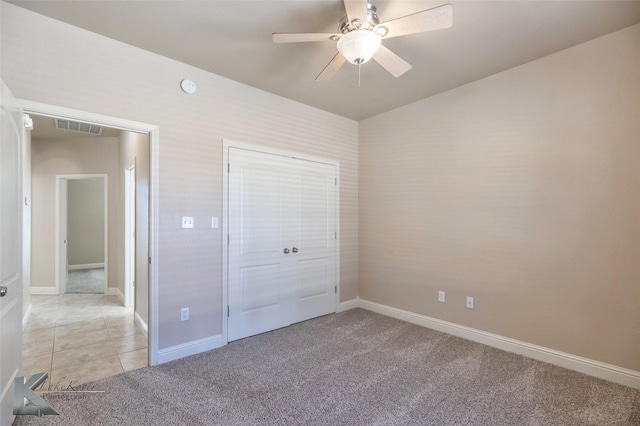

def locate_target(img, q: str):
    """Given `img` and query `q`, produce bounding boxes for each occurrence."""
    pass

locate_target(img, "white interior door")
[228,149,292,341]
[227,147,337,342]
[0,81,24,425]
[290,161,337,323]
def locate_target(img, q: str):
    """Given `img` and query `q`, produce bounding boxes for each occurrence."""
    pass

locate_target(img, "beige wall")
[0,3,358,350]
[67,178,104,267]
[359,24,640,371]
[11,1,635,374]
[118,130,150,326]
[30,137,119,289]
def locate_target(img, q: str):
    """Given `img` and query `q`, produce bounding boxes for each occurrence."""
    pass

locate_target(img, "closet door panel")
[291,161,337,323]
[228,149,292,341]
[228,147,337,341]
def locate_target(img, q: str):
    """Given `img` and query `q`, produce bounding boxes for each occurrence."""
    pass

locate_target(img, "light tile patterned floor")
[22,294,148,388]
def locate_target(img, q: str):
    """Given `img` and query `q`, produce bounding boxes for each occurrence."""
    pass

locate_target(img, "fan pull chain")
[358,61,361,87]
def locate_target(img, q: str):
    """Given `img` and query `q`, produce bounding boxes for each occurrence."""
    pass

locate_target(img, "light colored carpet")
[66,268,104,294]
[14,309,640,425]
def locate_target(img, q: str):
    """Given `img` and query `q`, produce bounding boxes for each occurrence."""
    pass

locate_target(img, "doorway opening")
[56,174,108,295]
[20,99,159,375]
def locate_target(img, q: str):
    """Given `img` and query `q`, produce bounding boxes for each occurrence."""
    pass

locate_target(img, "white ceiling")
[10,0,640,121]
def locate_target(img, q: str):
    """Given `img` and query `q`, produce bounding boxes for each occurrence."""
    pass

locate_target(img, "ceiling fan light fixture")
[337,29,381,65]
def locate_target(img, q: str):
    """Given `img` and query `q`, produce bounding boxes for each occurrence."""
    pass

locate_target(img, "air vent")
[55,119,103,135]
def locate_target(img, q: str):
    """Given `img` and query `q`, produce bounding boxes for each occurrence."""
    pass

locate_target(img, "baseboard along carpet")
[14,309,640,425]
[66,268,104,294]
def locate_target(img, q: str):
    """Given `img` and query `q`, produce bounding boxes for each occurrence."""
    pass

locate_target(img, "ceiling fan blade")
[343,0,369,24]
[273,33,339,43]
[372,45,412,78]
[316,53,347,82]
[378,3,452,39]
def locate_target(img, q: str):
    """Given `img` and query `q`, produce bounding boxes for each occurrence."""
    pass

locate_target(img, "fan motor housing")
[339,3,380,33]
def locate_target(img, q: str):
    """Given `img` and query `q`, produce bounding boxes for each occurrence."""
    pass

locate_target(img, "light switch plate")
[181,216,194,228]
[211,217,219,229]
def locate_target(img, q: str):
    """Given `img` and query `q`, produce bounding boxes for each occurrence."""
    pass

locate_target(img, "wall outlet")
[466,296,474,309]
[438,291,445,302]
[181,307,189,321]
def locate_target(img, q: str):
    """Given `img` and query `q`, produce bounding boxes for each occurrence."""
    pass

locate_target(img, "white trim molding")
[68,263,105,271]
[30,287,58,295]
[357,299,640,390]
[337,298,359,312]
[22,303,32,330]
[135,312,148,338]
[106,287,125,304]
[157,335,225,365]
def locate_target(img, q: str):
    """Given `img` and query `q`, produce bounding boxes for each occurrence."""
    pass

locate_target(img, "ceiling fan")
[272,0,453,82]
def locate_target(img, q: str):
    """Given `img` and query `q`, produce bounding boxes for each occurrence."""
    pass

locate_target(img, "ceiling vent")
[55,119,103,135]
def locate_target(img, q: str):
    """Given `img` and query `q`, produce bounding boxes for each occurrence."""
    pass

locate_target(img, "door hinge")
[227,305,230,317]
[228,163,230,173]
[335,285,337,294]
[148,256,151,265]
[335,232,337,240]
[227,234,230,245]
[335,177,337,186]
[24,114,34,130]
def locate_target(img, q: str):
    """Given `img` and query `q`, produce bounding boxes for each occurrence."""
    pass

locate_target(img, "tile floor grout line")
[22,294,149,385]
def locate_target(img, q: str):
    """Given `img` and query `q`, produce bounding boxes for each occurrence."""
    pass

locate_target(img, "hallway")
[22,294,148,388]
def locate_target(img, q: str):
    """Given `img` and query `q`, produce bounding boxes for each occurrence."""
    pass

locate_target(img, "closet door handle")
[292,247,298,253]
[283,248,290,254]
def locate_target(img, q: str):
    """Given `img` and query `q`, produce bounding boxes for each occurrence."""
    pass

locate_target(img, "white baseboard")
[157,300,358,365]
[157,334,224,365]
[337,298,359,312]
[68,263,104,271]
[106,287,125,304]
[30,286,58,295]
[134,312,148,338]
[358,299,640,390]
[22,303,32,331]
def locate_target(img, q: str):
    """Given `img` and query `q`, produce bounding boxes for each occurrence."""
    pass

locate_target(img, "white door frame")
[20,100,160,366]
[222,139,340,345]
[124,161,136,308]
[55,174,108,294]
